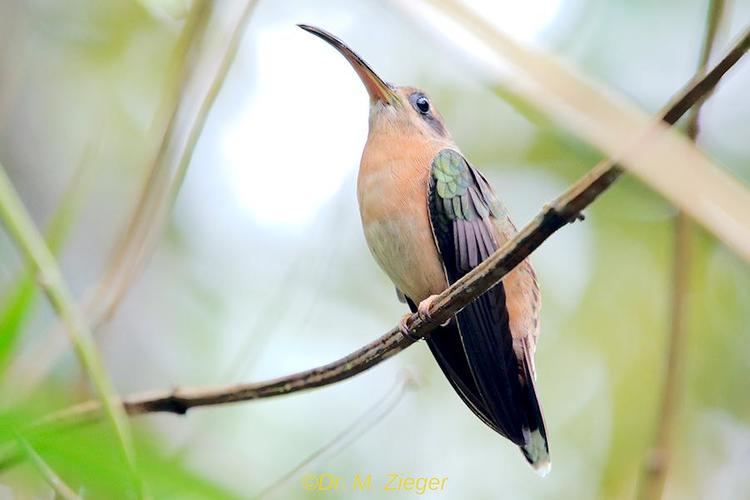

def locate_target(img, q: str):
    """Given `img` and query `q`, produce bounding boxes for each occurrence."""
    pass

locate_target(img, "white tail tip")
[522,428,551,477]
[532,457,551,477]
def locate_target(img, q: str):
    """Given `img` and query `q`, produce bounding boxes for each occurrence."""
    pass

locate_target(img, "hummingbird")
[299,25,549,475]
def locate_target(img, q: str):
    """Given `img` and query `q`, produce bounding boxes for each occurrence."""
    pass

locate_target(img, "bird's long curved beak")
[298,24,399,105]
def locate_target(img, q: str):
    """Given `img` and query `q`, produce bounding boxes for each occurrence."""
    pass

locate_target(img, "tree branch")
[3,22,749,472]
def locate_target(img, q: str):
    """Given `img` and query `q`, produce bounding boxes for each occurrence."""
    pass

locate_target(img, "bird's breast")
[357,134,450,302]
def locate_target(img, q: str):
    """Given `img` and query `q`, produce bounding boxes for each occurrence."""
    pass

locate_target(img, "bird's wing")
[426,148,548,467]
[405,298,503,435]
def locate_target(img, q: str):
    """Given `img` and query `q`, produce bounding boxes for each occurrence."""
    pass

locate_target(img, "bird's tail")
[519,346,550,476]
[521,427,551,476]
[417,288,552,476]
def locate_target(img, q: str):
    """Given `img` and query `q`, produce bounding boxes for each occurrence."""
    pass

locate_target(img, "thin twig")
[15,435,81,500]
[0,33,743,470]
[637,2,725,499]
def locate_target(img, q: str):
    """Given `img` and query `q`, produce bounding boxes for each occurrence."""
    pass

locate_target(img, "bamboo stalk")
[637,1,726,498]
[0,162,139,489]
[397,0,750,262]
[16,435,81,500]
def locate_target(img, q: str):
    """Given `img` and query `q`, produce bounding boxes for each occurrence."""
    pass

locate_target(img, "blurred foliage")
[0,0,748,498]
[0,396,238,498]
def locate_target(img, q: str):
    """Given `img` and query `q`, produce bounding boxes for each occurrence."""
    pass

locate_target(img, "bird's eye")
[415,96,430,114]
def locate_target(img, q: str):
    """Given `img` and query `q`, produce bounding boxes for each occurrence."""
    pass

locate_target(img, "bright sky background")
[220,0,564,228]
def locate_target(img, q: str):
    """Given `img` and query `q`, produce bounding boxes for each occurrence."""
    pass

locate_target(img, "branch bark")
[3,21,749,472]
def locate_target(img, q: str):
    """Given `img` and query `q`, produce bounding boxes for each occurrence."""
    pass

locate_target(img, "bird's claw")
[398,313,420,341]
[417,295,437,321]
[417,295,450,327]
[399,295,448,341]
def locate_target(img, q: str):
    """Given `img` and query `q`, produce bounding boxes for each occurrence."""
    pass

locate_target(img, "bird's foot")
[417,295,450,327]
[398,313,420,342]
[399,295,449,342]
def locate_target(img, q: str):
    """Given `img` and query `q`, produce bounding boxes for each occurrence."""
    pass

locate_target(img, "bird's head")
[298,24,451,142]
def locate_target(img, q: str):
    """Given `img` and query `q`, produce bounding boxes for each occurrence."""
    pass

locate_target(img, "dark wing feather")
[405,298,502,435]
[427,149,548,461]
